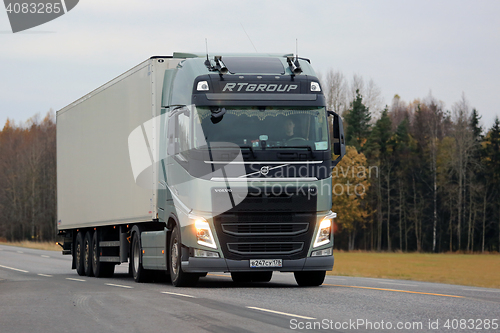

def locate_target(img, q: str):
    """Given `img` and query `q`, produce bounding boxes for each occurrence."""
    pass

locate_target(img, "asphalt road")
[1,244,499,333]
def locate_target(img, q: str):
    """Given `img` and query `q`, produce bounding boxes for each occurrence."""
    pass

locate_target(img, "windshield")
[193,106,329,151]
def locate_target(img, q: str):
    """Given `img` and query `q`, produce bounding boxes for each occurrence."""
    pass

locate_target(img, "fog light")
[311,247,333,257]
[194,249,220,258]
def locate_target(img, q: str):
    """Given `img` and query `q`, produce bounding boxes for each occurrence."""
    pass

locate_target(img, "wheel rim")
[76,243,81,265]
[171,237,179,276]
[133,239,139,274]
[93,239,97,269]
[84,239,89,269]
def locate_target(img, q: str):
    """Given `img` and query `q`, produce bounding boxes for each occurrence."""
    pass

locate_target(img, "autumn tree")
[332,146,371,250]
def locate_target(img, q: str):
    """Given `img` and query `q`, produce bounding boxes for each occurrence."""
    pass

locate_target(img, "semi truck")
[56,52,345,287]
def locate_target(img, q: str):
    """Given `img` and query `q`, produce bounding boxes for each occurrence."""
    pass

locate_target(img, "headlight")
[313,212,335,248]
[192,216,217,249]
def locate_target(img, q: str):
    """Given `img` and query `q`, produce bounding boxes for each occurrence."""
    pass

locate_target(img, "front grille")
[227,242,303,255]
[212,186,318,260]
[214,212,315,260]
[222,223,309,236]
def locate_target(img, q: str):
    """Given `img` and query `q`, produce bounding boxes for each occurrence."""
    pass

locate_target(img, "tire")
[92,230,114,278]
[131,232,149,283]
[294,271,326,286]
[75,232,85,276]
[169,226,199,287]
[83,231,94,277]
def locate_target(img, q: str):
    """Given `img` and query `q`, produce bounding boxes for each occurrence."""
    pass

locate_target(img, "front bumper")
[181,255,333,273]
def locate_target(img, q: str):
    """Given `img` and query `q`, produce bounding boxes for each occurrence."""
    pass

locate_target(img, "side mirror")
[327,111,346,165]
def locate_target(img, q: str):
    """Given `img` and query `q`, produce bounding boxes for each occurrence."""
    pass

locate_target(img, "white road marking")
[378,281,418,287]
[0,264,29,273]
[246,306,316,320]
[463,288,500,293]
[105,283,133,289]
[66,278,86,282]
[327,277,346,280]
[161,291,197,298]
[16,251,24,254]
[37,274,53,277]
[41,255,50,258]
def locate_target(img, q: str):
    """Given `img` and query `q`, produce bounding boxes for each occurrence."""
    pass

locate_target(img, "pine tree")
[366,108,394,250]
[486,118,500,250]
[344,89,371,151]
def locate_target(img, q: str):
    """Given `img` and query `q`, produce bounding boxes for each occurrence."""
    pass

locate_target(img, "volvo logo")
[260,166,270,176]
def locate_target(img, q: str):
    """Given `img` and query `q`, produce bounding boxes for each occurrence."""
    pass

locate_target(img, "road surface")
[1,244,499,332]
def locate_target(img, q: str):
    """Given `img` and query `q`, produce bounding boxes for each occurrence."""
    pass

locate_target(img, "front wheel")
[131,232,149,282]
[294,271,326,286]
[169,226,199,287]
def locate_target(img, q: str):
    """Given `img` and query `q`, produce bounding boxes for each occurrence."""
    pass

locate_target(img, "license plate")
[250,259,282,268]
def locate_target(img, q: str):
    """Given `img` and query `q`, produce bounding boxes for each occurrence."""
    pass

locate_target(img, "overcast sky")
[1,0,499,130]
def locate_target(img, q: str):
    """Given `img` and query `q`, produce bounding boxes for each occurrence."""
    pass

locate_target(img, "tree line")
[1,73,499,253]
[324,70,500,252]
[0,112,56,241]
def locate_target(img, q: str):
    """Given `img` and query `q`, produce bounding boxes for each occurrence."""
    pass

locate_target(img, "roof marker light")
[310,82,321,92]
[197,81,209,91]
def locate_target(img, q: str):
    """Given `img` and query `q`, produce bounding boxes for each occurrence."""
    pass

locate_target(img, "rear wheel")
[169,226,199,287]
[75,232,85,276]
[83,231,94,277]
[294,271,326,286]
[92,230,114,278]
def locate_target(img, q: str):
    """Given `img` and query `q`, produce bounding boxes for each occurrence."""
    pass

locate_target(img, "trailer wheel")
[83,231,94,277]
[75,232,85,276]
[294,271,326,286]
[92,231,114,278]
[169,226,199,287]
[131,232,149,282]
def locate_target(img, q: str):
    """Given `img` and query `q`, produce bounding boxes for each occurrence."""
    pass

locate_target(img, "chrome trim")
[242,164,289,178]
[204,161,323,164]
[210,177,318,182]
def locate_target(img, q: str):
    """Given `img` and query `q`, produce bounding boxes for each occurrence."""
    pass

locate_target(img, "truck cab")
[154,53,345,286]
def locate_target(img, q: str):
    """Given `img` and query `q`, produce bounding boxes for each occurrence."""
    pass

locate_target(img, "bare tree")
[321,69,348,115]
[451,94,475,250]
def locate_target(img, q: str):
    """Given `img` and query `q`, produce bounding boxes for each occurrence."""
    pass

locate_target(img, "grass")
[0,240,61,251]
[329,251,500,289]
